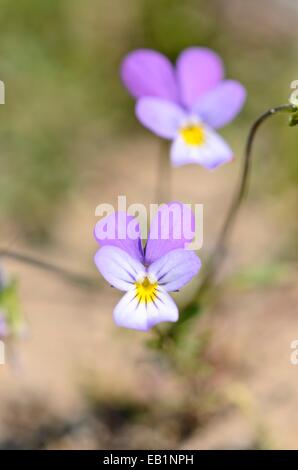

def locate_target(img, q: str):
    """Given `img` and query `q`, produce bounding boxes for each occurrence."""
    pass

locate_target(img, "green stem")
[156,103,295,346]
[0,248,96,287]
[196,104,295,296]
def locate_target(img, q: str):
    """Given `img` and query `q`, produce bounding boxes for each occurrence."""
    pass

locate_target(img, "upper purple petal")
[194,80,246,129]
[121,49,179,102]
[94,212,143,262]
[136,97,186,139]
[176,47,224,109]
[145,202,196,264]
[94,246,145,291]
[148,248,201,292]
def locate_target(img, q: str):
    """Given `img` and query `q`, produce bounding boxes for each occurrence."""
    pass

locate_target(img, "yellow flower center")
[135,277,158,304]
[180,124,205,146]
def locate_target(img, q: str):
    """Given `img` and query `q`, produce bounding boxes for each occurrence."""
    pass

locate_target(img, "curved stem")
[194,104,295,297]
[155,103,296,347]
[0,248,96,287]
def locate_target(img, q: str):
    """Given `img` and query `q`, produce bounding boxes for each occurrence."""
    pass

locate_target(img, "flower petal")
[194,80,246,128]
[113,286,178,331]
[170,136,198,167]
[94,246,145,291]
[136,97,186,139]
[0,314,8,337]
[121,49,178,102]
[94,212,143,262]
[170,129,233,169]
[113,288,149,331]
[145,202,196,264]
[148,248,201,292]
[146,287,179,328]
[176,47,224,109]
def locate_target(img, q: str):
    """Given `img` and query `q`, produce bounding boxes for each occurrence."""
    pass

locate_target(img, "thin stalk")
[0,248,96,288]
[155,104,296,346]
[194,104,296,298]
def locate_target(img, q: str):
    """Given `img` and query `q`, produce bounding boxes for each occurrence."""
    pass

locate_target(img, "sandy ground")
[0,137,297,449]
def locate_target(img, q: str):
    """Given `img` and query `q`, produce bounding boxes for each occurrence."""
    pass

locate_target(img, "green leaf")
[289,111,298,127]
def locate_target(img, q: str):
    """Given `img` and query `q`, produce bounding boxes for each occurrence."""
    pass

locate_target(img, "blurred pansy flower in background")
[0,312,9,338]
[121,47,246,169]
[94,202,201,331]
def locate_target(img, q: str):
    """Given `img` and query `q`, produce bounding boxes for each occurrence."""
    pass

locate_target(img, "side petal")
[113,286,178,331]
[145,202,196,264]
[94,246,145,291]
[136,97,186,139]
[94,212,143,262]
[171,130,233,170]
[148,248,201,292]
[176,47,224,109]
[120,49,178,102]
[194,80,246,128]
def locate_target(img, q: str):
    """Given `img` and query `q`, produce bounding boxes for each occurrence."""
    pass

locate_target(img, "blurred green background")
[0,0,297,240]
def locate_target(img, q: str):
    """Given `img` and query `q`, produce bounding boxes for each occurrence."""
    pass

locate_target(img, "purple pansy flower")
[0,313,8,338]
[121,47,246,169]
[94,202,201,331]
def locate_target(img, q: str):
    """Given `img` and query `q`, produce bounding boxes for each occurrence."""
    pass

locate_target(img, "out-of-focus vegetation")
[0,0,297,240]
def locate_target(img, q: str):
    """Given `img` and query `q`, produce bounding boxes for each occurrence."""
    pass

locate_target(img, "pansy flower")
[121,47,246,169]
[94,202,201,331]
[0,312,8,338]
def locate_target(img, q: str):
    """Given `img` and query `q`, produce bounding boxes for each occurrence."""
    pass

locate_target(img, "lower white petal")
[196,128,233,169]
[170,137,194,167]
[146,286,178,329]
[113,286,178,331]
[170,128,233,169]
[113,288,149,331]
